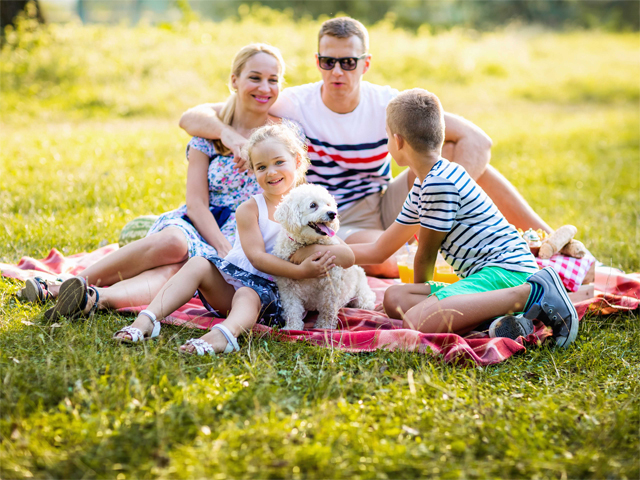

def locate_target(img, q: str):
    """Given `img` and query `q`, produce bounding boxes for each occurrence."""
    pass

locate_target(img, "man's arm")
[179,103,224,137]
[413,227,448,283]
[442,112,493,180]
[179,102,248,161]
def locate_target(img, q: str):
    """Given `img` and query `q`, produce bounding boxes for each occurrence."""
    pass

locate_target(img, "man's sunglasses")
[317,54,368,71]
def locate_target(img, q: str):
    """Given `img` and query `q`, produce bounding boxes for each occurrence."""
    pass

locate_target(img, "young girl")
[111,124,355,354]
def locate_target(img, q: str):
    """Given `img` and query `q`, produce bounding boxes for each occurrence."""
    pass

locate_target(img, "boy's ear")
[393,133,405,150]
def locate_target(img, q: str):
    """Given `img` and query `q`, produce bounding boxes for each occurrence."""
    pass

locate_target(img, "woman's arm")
[350,223,418,265]
[413,227,448,283]
[236,201,336,280]
[185,148,233,258]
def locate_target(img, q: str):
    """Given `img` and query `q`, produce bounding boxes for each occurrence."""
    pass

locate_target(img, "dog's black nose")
[327,211,337,220]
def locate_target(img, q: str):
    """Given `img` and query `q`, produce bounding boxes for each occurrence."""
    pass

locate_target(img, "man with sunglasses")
[180,17,552,277]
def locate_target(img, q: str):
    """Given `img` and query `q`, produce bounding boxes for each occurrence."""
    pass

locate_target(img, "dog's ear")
[274,199,291,228]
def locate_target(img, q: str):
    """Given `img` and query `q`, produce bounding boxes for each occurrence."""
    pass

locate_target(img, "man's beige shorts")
[337,169,412,241]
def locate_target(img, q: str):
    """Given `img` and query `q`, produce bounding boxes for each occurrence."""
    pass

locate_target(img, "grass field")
[1,11,639,479]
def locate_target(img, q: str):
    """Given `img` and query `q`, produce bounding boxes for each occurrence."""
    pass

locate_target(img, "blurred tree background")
[28,0,640,31]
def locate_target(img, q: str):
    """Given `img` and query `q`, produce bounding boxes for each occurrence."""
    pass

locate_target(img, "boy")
[350,89,578,347]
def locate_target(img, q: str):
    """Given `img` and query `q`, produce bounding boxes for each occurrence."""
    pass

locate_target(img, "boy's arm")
[179,102,248,161]
[288,238,355,268]
[413,227,448,283]
[351,223,419,265]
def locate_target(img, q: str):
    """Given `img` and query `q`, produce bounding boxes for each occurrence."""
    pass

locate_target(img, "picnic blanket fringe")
[2,244,638,366]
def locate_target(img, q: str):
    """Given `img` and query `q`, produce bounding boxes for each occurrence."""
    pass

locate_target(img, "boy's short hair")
[318,17,369,53]
[387,88,445,153]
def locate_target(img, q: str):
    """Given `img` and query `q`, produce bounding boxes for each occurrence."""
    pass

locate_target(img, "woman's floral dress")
[146,137,262,258]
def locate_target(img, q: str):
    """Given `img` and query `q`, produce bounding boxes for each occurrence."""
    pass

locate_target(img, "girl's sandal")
[113,310,161,343]
[181,324,240,356]
[43,277,99,321]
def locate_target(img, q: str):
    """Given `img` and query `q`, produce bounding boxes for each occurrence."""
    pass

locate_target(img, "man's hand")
[297,251,336,278]
[220,127,250,171]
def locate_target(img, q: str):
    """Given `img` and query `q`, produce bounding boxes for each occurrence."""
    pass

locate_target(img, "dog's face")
[275,184,340,244]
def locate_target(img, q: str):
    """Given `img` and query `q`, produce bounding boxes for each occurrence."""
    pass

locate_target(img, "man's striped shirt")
[269,81,398,211]
[396,159,539,278]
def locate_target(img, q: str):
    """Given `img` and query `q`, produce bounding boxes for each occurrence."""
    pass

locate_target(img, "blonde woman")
[33,44,294,318]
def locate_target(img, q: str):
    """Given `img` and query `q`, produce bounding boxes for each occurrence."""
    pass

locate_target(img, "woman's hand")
[297,251,336,279]
[220,127,249,171]
[212,237,233,258]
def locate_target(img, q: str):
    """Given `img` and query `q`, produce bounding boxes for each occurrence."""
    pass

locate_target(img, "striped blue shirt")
[269,81,399,210]
[396,159,539,278]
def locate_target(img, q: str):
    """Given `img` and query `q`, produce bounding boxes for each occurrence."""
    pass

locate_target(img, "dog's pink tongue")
[318,224,335,237]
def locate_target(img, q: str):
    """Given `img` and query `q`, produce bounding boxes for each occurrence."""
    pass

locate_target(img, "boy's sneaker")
[489,314,534,340]
[524,267,579,348]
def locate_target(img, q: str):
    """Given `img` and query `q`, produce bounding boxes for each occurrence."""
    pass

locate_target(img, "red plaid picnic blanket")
[2,245,638,366]
[536,252,596,292]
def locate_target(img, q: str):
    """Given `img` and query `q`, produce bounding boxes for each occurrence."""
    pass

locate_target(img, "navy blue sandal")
[23,277,55,303]
[44,277,99,320]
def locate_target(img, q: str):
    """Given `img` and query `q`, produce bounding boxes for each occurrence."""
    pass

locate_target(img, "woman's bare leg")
[180,287,262,354]
[113,256,234,340]
[91,263,184,310]
[76,227,188,288]
[402,283,532,334]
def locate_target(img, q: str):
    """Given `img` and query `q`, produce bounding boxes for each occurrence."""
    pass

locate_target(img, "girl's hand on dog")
[297,251,335,278]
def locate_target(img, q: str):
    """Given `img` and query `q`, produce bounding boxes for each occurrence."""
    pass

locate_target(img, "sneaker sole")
[489,316,523,340]
[546,268,579,348]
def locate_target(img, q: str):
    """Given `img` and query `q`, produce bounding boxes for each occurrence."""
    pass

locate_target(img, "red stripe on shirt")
[307,144,388,164]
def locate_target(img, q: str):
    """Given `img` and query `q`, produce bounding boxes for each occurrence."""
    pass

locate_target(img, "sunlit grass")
[1,14,639,479]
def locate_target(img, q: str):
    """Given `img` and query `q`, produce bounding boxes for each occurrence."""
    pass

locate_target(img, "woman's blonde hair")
[214,43,286,156]
[242,123,310,187]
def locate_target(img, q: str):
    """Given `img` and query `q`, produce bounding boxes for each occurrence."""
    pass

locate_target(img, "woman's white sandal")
[113,309,161,343]
[182,324,240,356]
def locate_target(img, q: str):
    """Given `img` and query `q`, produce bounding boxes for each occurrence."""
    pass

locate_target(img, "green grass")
[1,13,639,479]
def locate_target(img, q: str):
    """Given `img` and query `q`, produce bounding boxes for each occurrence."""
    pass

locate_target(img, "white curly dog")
[273,184,376,330]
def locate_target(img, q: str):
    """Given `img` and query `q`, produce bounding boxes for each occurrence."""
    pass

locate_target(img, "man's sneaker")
[488,314,534,340]
[525,267,579,348]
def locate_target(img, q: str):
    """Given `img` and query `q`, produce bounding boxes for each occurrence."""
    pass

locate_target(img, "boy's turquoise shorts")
[427,267,530,301]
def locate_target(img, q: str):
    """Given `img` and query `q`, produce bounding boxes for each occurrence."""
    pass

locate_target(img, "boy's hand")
[297,251,335,278]
[290,245,318,265]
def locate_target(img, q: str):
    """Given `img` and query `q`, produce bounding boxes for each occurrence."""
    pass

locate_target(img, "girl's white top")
[224,194,281,281]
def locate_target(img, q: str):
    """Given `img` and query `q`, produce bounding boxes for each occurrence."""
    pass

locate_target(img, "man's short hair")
[387,89,445,153]
[318,17,369,53]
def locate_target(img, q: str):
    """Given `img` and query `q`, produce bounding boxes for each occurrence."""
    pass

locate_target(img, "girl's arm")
[288,237,355,268]
[350,223,419,265]
[413,227,448,283]
[185,148,233,258]
[237,201,336,280]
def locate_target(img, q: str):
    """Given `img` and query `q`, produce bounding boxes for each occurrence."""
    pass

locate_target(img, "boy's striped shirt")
[269,81,398,210]
[396,159,539,278]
